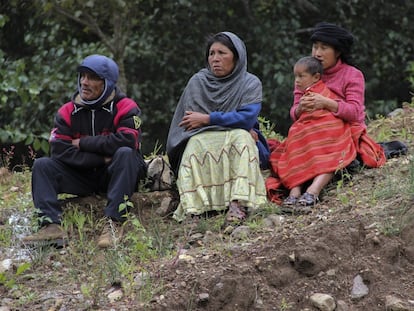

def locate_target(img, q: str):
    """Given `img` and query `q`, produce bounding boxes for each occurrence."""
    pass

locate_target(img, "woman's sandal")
[224,200,247,225]
[282,196,298,206]
[297,192,319,206]
[279,196,298,214]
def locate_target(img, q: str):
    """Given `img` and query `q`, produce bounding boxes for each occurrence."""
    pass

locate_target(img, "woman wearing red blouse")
[266,22,384,211]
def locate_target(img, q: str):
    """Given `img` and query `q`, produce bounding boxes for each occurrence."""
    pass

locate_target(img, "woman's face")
[311,41,341,70]
[208,42,236,77]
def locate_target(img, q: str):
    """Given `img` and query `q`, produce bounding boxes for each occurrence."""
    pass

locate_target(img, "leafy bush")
[1,0,413,157]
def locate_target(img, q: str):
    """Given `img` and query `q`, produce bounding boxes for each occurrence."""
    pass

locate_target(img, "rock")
[178,254,195,264]
[198,292,209,302]
[350,274,369,299]
[47,298,63,311]
[0,259,12,273]
[264,214,284,227]
[230,225,250,239]
[385,295,413,311]
[156,195,179,216]
[309,293,336,311]
[107,288,123,303]
[223,225,234,234]
[336,300,350,311]
[134,271,150,289]
[202,230,216,245]
[262,218,274,228]
[388,108,404,118]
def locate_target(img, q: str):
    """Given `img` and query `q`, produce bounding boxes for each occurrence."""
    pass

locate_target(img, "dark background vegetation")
[1,0,413,158]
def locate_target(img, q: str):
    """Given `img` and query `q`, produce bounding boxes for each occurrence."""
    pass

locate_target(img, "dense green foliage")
[1,0,413,156]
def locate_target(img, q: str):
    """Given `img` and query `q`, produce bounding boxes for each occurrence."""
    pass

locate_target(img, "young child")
[294,56,323,92]
[293,56,338,115]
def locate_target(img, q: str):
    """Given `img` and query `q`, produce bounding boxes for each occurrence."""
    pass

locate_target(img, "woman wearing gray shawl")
[167,31,268,224]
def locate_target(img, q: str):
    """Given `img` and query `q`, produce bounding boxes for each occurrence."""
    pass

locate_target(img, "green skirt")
[173,129,267,222]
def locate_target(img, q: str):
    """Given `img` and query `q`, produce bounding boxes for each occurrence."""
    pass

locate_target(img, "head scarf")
[310,22,354,63]
[76,54,119,108]
[166,31,262,169]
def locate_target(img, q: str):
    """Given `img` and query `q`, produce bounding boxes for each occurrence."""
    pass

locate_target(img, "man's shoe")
[97,220,124,248]
[22,224,68,246]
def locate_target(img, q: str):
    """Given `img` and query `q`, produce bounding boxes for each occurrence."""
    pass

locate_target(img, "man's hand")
[72,138,80,148]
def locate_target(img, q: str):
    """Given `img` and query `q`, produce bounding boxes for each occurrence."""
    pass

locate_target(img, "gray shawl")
[166,31,262,169]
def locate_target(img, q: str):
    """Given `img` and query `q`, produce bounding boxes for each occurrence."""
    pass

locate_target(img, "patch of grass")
[371,156,414,236]
[409,155,414,195]
[245,217,263,230]
[0,225,13,248]
[372,167,408,201]
[0,170,32,212]
[250,202,281,218]
[380,216,403,237]
[279,297,293,310]
[16,289,38,306]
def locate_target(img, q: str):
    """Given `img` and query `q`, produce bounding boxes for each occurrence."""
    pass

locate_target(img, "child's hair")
[295,56,323,76]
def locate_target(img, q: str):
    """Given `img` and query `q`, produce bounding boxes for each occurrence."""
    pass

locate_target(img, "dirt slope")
[0,106,413,311]
[139,107,414,311]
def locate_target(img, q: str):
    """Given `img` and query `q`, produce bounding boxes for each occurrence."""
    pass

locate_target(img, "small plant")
[119,195,135,216]
[258,115,284,141]
[146,215,175,258]
[27,145,37,161]
[123,216,155,261]
[279,297,292,310]
[62,205,93,245]
[336,181,354,206]
[144,140,163,160]
[0,262,31,290]
[102,248,133,287]
[334,165,355,205]
[1,145,15,169]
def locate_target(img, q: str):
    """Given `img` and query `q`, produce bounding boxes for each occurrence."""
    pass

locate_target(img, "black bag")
[378,140,408,159]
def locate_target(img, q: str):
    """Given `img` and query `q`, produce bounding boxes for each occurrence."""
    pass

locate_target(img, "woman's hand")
[179,111,210,131]
[249,129,258,142]
[299,92,338,113]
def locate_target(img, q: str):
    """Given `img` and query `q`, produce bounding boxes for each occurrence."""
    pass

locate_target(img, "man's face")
[79,71,105,100]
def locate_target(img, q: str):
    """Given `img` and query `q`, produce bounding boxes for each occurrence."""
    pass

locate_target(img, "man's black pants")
[31,147,146,225]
